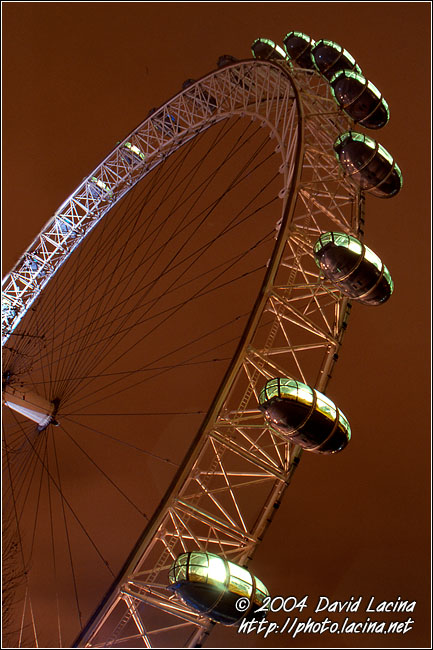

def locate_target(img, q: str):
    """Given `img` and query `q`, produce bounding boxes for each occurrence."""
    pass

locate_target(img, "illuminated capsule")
[168,552,269,625]
[311,39,361,80]
[122,141,146,165]
[89,176,112,200]
[259,378,351,454]
[283,31,316,69]
[330,70,389,129]
[251,37,287,61]
[314,232,394,305]
[334,131,403,198]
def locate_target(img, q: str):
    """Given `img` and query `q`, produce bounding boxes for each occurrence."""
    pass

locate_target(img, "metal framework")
[3,60,299,346]
[3,59,361,648]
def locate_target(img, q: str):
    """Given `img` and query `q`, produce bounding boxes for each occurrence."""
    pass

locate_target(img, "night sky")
[2,2,431,649]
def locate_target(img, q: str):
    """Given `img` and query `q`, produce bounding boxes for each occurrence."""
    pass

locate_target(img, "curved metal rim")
[1,59,293,346]
[70,59,305,648]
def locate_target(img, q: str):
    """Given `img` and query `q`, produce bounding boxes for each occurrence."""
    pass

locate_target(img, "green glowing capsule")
[311,39,361,80]
[258,378,351,454]
[251,37,287,62]
[124,141,146,161]
[314,232,394,305]
[283,31,316,69]
[334,131,403,198]
[330,70,389,129]
[168,551,269,625]
[90,176,112,199]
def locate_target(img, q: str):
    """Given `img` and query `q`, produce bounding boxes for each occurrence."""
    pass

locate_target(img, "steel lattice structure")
[73,63,361,647]
[3,59,362,648]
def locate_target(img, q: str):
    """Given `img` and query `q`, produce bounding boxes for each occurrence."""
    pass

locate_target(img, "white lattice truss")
[3,60,362,647]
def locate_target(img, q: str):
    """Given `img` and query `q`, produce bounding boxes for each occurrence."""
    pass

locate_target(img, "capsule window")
[312,39,361,79]
[363,247,382,271]
[260,378,280,402]
[316,231,334,248]
[334,132,403,197]
[254,577,269,603]
[279,379,300,400]
[338,410,351,438]
[188,552,209,582]
[251,38,287,61]
[347,238,363,256]
[330,70,390,129]
[315,393,337,421]
[228,562,253,598]
[283,31,316,68]
[174,563,187,583]
[125,141,145,160]
[297,384,314,405]
[207,555,227,585]
[170,554,188,583]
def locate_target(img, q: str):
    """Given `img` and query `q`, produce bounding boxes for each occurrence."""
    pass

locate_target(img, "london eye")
[2,6,430,649]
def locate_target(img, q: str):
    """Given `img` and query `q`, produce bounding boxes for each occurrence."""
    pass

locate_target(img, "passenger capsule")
[147,107,177,136]
[89,176,112,200]
[311,39,361,80]
[314,232,394,305]
[168,552,269,625]
[57,216,76,237]
[259,378,351,454]
[283,31,316,69]
[251,37,287,61]
[182,79,217,112]
[123,141,146,165]
[217,54,239,68]
[330,70,389,129]
[334,131,403,197]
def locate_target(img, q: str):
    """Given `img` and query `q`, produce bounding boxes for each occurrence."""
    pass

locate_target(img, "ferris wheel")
[2,32,402,648]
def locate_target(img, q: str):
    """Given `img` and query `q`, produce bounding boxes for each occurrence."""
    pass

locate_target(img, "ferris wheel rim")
[1,59,299,347]
[3,56,362,650]
[71,63,307,649]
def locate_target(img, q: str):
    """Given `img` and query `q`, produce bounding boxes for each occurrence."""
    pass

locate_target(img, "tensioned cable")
[46,436,63,648]
[60,265,263,412]
[25,116,272,390]
[27,224,266,384]
[4,413,116,580]
[32,217,271,387]
[29,176,270,404]
[3,111,282,644]
[59,256,269,407]
[62,416,180,468]
[51,433,83,628]
[2,421,47,519]
[54,172,279,406]
[30,117,270,380]
[14,116,244,357]
[52,130,203,395]
[58,422,148,519]
[50,259,263,408]
[21,433,48,565]
[2,414,38,647]
[5,120,251,410]
[16,356,233,388]
[66,126,276,372]
[62,312,276,415]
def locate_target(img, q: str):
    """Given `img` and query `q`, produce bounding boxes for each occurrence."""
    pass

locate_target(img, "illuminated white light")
[207,555,227,584]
